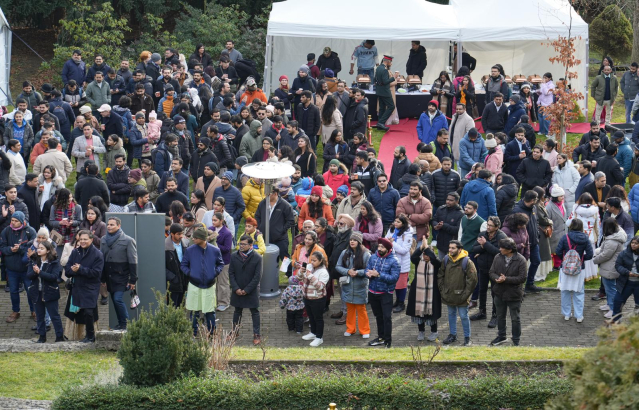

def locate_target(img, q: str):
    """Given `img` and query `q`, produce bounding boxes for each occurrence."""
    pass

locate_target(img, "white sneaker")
[427,332,439,342]
[604,310,613,319]
[599,304,610,311]
[564,316,571,321]
[344,332,353,337]
[310,337,323,347]
[302,332,316,340]
[576,317,584,323]
[362,334,370,339]
[216,305,229,312]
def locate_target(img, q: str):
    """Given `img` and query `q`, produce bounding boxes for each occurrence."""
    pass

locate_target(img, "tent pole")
[584,37,589,121]
[263,35,273,96]
[457,38,463,75]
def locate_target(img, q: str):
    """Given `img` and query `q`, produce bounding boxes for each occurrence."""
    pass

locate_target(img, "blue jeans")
[34,293,63,338]
[613,280,639,322]
[538,110,550,135]
[111,291,129,328]
[8,270,33,313]
[625,99,634,123]
[358,68,374,80]
[527,244,541,287]
[602,277,617,311]
[191,311,216,336]
[447,305,471,338]
[560,289,584,319]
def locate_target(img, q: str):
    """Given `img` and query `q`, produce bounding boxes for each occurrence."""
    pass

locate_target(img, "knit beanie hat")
[192,227,208,240]
[329,159,341,167]
[129,169,142,182]
[236,156,248,167]
[337,185,349,196]
[279,75,289,82]
[485,134,497,148]
[551,185,565,197]
[199,137,211,147]
[11,211,25,225]
[510,95,521,104]
[205,162,219,174]
[311,186,323,197]
[299,65,310,75]
[149,110,157,120]
[428,99,439,108]
[350,231,363,244]
[151,53,161,62]
[222,171,233,181]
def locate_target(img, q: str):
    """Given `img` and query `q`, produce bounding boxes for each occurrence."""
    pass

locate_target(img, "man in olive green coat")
[591,65,619,127]
[374,55,397,132]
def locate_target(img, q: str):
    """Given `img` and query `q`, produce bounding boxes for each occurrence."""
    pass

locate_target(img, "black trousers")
[286,308,304,332]
[377,95,395,125]
[478,268,497,317]
[494,295,521,342]
[272,238,290,262]
[369,292,393,342]
[34,294,63,338]
[232,307,261,335]
[82,308,96,339]
[168,291,184,308]
[304,297,326,338]
[417,322,438,333]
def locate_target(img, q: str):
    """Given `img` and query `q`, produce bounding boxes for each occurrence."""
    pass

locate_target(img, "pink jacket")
[484,146,504,178]
[354,216,383,251]
[147,119,162,141]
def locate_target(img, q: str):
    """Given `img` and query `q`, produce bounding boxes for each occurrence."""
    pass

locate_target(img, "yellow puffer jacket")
[242,178,265,219]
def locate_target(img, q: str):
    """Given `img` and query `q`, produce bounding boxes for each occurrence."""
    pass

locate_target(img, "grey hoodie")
[592,229,628,279]
[239,120,263,160]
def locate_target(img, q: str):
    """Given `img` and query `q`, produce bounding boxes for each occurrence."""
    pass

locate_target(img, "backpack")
[150,146,169,168]
[442,255,469,271]
[51,103,68,125]
[561,236,583,276]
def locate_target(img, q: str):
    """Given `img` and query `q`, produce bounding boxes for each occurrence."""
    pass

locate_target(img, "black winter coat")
[494,174,518,224]
[0,224,37,272]
[190,149,219,183]
[75,175,110,215]
[165,237,187,293]
[295,103,321,138]
[317,51,342,75]
[431,169,461,208]
[572,143,606,164]
[100,231,138,293]
[507,122,536,147]
[419,172,436,206]
[405,247,441,320]
[614,245,639,294]
[578,130,610,149]
[18,185,40,230]
[101,111,124,138]
[27,259,62,303]
[516,157,552,193]
[398,173,431,200]
[512,199,539,248]
[65,245,104,309]
[173,129,195,168]
[229,250,262,309]
[406,45,427,78]
[481,102,508,131]
[431,204,463,254]
[343,98,368,140]
[211,135,234,169]
[328,228,351,280]
[255,198,295,243]
[107,166,131,206]
[390,158,411,190]
[471,230,507,271]
[595,154,625,188]
[489,252,528,302]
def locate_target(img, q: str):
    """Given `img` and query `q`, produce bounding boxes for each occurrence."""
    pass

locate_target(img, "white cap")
[550,185,565,197]
[97,104,111,112]
[79,106,91,114]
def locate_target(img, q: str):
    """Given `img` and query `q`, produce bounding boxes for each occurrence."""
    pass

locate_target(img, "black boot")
[392,299,399,308]
[34,335,46,343]
[487,315,498,328]
[392,303,405,313]
[54,335,65,343]
[470,309,487,321]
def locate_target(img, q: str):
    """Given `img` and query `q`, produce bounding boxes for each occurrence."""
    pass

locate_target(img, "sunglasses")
[337,222,345,227]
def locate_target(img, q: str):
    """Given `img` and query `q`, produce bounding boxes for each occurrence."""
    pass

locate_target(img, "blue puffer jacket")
[0,224,37,272]
[556,230,593,269]
[616,137,633,179]
[127,126,148,159]
[367,185,400,225]
[336,249,371,304]
[61,59,86,85]
[366,250,401,293]
[460,178,497,220]
[504,101,526,134]
[417,110,448,144]
[629,183,639,224]
[181,243,224,289]
[458,132,488,173]
[213,185,246,223]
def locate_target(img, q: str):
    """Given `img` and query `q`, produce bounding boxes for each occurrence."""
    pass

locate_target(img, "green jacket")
[375,65,394,98]
[85,80,111,108]
[591,74,618,105]
[437,251,478,307]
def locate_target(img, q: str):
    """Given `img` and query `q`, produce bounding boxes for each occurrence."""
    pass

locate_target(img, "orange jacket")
[240,89,267,104]
[297,201,335,230]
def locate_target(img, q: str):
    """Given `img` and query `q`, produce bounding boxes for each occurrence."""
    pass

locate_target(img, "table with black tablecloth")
[365,91,432,121]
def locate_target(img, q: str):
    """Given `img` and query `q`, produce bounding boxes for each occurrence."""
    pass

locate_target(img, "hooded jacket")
[406,45,427,78]
[366,249,401,294]
[556,230,594,269]
[458,133,488,173]
[417,109,448,144]
[241,179,265,220]
[615,137,633,179]
[317,51,342,75]
[494,174,518,223]
[323,166,351,201]
[438,250,478,306]
[504,100,526,134]
[343,97,368,140]
[460,178,497,220]
[190,148,219,183]
[593,229,628,280]
[239,120,263,160]
[62,58,86,85]
[0,222,37,272]
[336,248,371,305]
[398,172,431,200]
[552,162,581,213]
[484,75,510,104]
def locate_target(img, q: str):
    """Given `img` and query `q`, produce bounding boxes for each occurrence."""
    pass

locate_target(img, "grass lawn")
[0,345,588,401]
[534,270,601,290]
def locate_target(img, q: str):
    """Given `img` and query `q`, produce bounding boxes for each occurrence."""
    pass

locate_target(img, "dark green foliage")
[116,291,207,387]
[589,4,632,62]
[546,316,639,409]
[53,371,570,410]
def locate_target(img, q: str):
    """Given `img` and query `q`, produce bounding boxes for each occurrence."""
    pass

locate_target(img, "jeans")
[304,297,326,338]
[477,268,496,317]
[602,277,617,311]
[538,110,550,135]
[8,270,33,313]
[560,289,585,319]
[369,292,393,342]
[494,295,521,342]
[191,311,216,336]
[527,244,541,287]
[111,291,129,328]
[625,99,634,123]
[613,280,639,322]
[447,305,471,338]
[34,293,63,338]
[358,68,375,79]
[232,307,261,335]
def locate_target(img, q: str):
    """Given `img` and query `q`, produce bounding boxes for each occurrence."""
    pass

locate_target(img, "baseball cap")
[97,104,111,112]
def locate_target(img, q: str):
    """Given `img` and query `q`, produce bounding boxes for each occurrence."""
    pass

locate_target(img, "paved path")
[1,286,634,348]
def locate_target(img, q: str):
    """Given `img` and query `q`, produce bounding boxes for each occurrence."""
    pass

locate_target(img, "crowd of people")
[2,40,639,349]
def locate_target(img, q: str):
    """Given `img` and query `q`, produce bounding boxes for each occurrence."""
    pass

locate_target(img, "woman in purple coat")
[210,212,233,312]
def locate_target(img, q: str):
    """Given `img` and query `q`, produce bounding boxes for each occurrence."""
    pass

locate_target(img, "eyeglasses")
[239,242,250,247]
[337,222,345,227]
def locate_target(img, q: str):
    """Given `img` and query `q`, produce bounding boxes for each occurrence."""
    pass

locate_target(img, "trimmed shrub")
[546,316,639,409]
[53,371,571,410]
[117,292,207,387]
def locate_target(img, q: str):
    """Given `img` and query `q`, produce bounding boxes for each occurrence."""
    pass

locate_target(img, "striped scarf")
[414,257,434,317]
[54,204,77,244]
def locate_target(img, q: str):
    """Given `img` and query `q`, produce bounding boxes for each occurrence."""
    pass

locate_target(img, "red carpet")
[475,121,593,134]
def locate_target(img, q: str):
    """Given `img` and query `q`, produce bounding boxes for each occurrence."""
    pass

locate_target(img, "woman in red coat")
[322,159,350,201]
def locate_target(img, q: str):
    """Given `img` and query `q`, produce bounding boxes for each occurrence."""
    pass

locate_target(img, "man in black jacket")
[389,146,410,189]
[507,115,536,147]
[265,115,294,153]
[317,47,342,76]
[516,145,553,194]
[583,172,611,219]
[231,115,250,153]
[572,135,606,166]
[106,155,131,211]
[431,192,463,260]
[156,177,190,215]
[190,136,219,183]
[17,174,40,230]
[75,164,110,214]
[295,91,320,146]
[343,89,368,141]
[98,105,124,138]
[255,187,295,262]
[165,223,188,307]
[154,67,180,103]
[512,190,543,294]
[215,56,239,87]
[595,143,625,188]
[579,121,610,149]
[406,41,427,79]
[171,116,194,169]
[481,92,508,134]
[431,158,461,209]
[129,83,155,121]
[469,216,507,325]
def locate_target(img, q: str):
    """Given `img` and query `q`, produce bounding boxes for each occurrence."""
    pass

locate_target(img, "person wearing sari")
[406,241,442,342]
[431,71,454,118]
[567,193,601,281]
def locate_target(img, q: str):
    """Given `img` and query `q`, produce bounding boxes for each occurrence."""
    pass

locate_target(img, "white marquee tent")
[0,8,11,106]
[264,0,589,112]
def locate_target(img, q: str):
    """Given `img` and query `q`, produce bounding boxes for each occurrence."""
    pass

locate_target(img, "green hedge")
[53,371,571,410]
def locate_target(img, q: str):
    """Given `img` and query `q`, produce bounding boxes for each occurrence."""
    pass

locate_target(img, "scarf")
[415,257,434,317]
[239,248,252,261]
[167,144,179,158]
[202,174,214,192]
[105,228,123,248]
[557,200,565,217]
[54,203,78,243]
[358,217,371,249]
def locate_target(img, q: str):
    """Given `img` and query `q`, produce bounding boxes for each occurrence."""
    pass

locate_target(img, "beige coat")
[449,112,475,162]
[195,176,222,210]
[320,109,343,145]
[33,149,74,182]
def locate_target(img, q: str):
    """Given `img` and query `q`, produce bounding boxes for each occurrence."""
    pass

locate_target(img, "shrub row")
[53,371,571,410]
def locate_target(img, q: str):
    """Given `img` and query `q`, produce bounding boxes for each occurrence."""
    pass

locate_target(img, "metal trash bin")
[260,244,281,299]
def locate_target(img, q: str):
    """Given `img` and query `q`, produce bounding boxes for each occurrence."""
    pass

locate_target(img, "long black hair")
[389,215,410,237]
[341,237,367,270]
[303,231,319,259]
[358,201,379,224]
[307,192,324,219]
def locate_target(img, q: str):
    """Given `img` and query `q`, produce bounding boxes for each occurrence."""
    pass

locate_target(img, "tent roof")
[267,0,460,40]
[452,0,588,41]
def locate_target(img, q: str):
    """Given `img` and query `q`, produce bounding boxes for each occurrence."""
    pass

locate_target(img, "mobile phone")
[302,262,307,268]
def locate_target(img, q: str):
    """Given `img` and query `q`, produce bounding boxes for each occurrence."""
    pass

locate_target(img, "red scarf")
[55,203,77,244]
[358,217,371,249]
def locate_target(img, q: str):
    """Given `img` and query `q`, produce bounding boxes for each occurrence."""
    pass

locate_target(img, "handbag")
[542,225,553,238]
[69,295,80,313]
[50,230,64,246]
[130,289,140,309]
[338,275,350,285]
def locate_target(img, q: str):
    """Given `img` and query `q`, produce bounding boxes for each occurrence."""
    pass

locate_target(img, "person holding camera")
[298,251,331,347]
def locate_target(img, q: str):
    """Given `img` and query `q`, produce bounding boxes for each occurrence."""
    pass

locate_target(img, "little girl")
[144,111,162,158]
[279,276,305,333]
